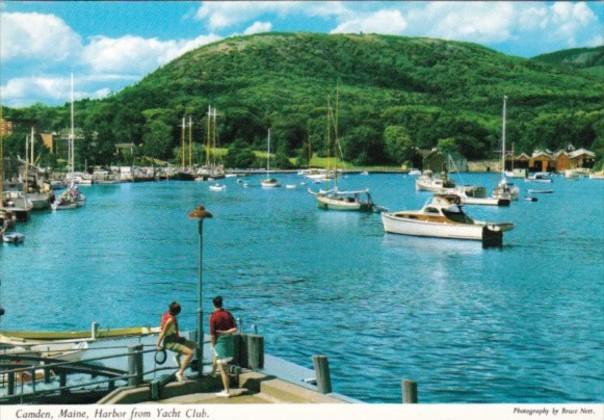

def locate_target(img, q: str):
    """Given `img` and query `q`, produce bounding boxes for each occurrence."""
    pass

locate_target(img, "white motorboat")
[209,183,226,192]
[454,185,510,206]
[563,169,581,179]
[589,172,604,180]
[301,168,334,182]
[51,184,86,210]
[504,168,526,178]
[2,232,25,244]
[415,170,455,192]
[360,171,369,176]
[526,172,553,183]
[285,184,297,189]
[308,187,376,212]
[408,169,421,176]
[381,194,513,246]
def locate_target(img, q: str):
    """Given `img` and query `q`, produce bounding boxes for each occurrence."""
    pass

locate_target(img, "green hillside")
[532,45,604,78]
[532,45,604,67]
[3,33,604,168]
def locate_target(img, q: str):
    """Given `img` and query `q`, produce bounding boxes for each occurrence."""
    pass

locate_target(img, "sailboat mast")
[501,95,507,176]
[334,85,339,188]
[180,116,185,169]
[0,105,3,202]
[267,128,271,176]
[206,106,211,168]
[212,108,217,167]
[70,73,75,175]
[188,115,193,167]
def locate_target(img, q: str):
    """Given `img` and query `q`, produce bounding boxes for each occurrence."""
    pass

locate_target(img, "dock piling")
[59,371,67,396]
[91,322,98,339]
[312,355,332,394]
[402,379,418,403]
[7,371,15,395]
[43,363,51,383]
[128,344,144,386]
[246,334,264,369]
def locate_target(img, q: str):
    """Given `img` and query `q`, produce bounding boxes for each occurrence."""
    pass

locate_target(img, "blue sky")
[1,1,603,107]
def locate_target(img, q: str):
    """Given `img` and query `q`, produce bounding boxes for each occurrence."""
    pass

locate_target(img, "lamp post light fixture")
[188,205,213,376]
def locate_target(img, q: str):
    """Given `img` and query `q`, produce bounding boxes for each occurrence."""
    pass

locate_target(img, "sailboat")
[308,87,377,212]
[261,128,280,188]
[52,74,86,210]
[504,144,526,178]
[492,96,519,201]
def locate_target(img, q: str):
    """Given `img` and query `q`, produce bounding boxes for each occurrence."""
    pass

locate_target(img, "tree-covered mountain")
[532,45,604,78]
[3,33,604,168]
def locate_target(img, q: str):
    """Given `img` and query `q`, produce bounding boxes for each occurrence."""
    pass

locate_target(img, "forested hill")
[4,33,604,167]
[532,45,604,78]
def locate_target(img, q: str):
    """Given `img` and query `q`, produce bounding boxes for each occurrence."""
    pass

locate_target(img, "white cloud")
[243,21,272,35]
[195,1,353,31]
[82,33,221,74]
[1,76,95,104]
[587,34,604,47]
[0,12,82,61]
[331,9,407,35]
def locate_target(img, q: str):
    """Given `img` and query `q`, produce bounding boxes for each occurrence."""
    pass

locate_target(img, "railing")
[0,341,211,404]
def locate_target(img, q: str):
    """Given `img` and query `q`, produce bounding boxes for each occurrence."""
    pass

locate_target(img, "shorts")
[213,335,234,365]
[164,336,196,353]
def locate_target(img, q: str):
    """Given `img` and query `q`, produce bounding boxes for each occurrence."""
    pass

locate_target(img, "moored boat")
[415,170,455,192]
[454,185,510,206]
[308,187,376,212]
[526,172,553,183]
[261,128,281,188]
[51,184,86,210]
[2,231,25,244]
[209,183,226,191]
[381,194,513,246]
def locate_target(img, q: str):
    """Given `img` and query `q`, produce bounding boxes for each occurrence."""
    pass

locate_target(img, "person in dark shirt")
[209,296,237,397]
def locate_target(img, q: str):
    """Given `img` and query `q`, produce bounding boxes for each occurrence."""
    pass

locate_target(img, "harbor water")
[1,173,603,403]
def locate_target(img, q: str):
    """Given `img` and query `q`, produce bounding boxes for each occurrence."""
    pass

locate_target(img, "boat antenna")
[206,106,211,168]
[69,73,75,176]
[501,95,507,180]
[266,127,271,178]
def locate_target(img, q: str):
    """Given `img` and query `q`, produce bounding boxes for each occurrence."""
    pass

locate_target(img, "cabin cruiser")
[381,194,513,246]
[415,170,455,192]
[308,187,376,212]
[261,178,281,188]
[2,191,33,222]
[51,183,86,210]
[454,185,510,206]
[492,178,519,201]
[526,172,553,183]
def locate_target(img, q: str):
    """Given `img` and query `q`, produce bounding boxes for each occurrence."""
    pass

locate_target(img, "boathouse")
[529,150,554,172]
[568,148,596,169]
[553,150,571,171]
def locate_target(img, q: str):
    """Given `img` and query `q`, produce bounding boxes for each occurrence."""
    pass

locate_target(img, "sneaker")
[175,372,185,383]
[215,390,230,398]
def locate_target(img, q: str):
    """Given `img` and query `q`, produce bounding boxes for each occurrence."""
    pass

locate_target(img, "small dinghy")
[528,189,553,194]
[209,183,226,192]
[286,184,297,189]
[525,196,538,202]
[2,232,25,244]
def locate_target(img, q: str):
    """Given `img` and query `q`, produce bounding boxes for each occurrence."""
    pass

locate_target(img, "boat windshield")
[442,206,474,224]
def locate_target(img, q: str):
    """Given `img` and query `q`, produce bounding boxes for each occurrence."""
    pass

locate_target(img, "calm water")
[1,173,603,403]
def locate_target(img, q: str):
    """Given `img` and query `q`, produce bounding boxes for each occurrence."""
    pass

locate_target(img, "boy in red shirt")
[209,296,237,397]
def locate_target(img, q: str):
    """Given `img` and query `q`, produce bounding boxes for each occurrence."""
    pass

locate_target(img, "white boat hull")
[462,196,509,206]
[381,213,511,246]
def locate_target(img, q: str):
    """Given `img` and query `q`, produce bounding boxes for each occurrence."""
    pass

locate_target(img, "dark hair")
[212,296,223,308]
[169,301,181,316]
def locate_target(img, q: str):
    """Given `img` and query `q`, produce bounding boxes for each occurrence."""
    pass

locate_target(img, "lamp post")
[188,205,213,376]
